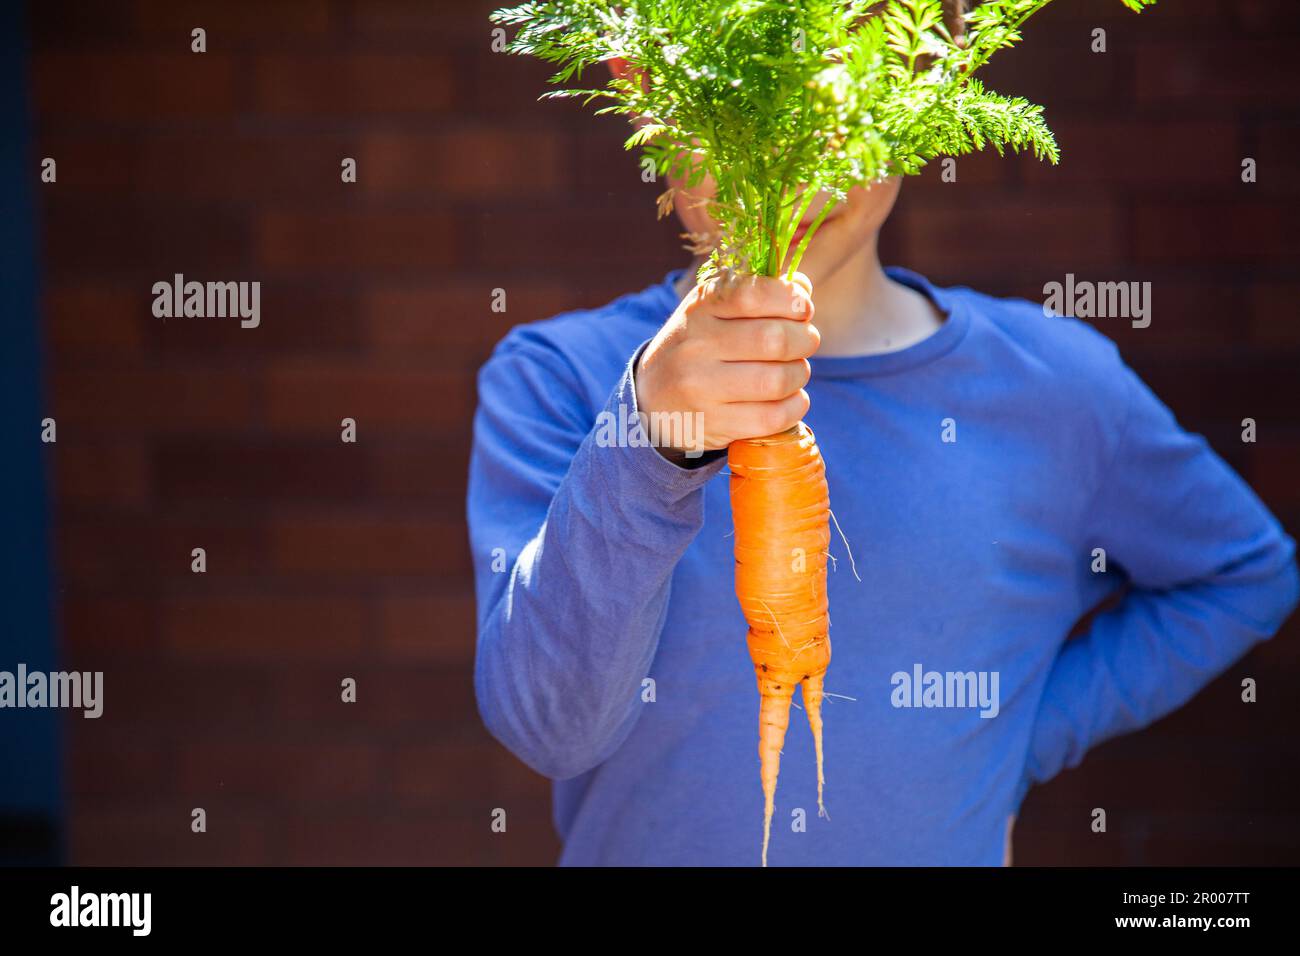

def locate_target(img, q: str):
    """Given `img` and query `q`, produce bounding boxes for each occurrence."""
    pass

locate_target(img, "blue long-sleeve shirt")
[467,266,1299,866]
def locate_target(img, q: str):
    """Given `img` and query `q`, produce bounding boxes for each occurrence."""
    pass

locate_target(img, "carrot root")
[803,670,828,819]
[729,422,833,866]
[755,678,793,868]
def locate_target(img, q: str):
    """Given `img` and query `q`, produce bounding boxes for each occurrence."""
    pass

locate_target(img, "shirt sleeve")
[1018,357,1300,801]
[467,334,726,779]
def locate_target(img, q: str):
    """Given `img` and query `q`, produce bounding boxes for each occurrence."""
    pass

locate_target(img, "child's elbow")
[473,649,606,781]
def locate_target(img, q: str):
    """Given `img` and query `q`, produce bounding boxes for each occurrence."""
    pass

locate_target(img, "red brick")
[32,136,136,193]
[491,746,554,805]
[378,594,476,662]
[474,205,683,271]
[1092,755,1277,812]
[1136,42,1293,109]
[265,361,473,431]
[1246,628,1300,705]
[270,666,477,734]
[1250,283,1300,347]
[1254,121,1300,195]
[974,277,1247,358]
[176,740,380,800]
[1013,0,1223,26]
[129,0,335,38]
[1023,119,1240,187]
[1138,357,1300,423]
[466,50,575,119]
[349,0,497,40]
[151,281,362,353]
[1100,276,1245,352]
[70,662,276,730]
[23,129,344,218]
[568,274,676,312]
[361,282,568,355]
[1134,660,1300,741]
[1142,831,1300,866]
[359,128,564,198]
[162,596,366,660]
[61,595,159,656]
[126,133,357,201]
[977,39,1127,113]
[910,146,1011,189]
[255,210,459,273]
[264,669,373,729]
[67,729,173,801]
[280,810,488,865]
[44,205,249,278]
[1227,0,1300,33]
[1251,441,1300,509]
[45,284,146,355]
[49,367,258,431]
[252,53,455,115]
[1132,202,1299,266]
[68,806,274,866]
[1010,827,1132,866]
[33,53,238,121]
[492,822,562,866]
[269,515,471,576]
[30,3,136,44]
[900,195,1121,276]
[156,438,367,502]
[54,440,152,507]
[58,518,266,585]
[367,441,471,504]
[360,669,479,732]
[391,739,492,807]
[572,124,655,198]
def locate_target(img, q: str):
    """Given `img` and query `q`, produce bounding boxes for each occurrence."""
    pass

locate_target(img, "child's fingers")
[705,359,811,404]
[707,315,820,362]
[696,273,813,322]
[718,390,811,441]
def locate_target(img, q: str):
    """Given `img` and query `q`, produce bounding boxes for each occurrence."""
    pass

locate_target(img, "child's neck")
[677,243,944,358]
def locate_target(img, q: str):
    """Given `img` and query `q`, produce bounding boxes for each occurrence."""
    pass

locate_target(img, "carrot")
[729,420,831,867]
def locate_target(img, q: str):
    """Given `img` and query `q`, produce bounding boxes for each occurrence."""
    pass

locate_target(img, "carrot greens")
[490,0,1157,282]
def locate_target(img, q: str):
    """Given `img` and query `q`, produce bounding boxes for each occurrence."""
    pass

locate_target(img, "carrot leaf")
[490,0,1157,280]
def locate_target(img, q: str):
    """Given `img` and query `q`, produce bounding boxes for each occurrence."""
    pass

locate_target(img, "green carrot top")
[491,0,1157,280]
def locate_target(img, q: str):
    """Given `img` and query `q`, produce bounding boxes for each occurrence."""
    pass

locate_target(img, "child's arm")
[1018,356,1300,800]
[467,340,716,779]
[468,276,816,779]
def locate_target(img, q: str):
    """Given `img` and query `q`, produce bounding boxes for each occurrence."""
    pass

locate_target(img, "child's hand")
[635,272,818,453]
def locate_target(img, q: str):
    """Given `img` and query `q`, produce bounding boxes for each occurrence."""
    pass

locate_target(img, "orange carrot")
[729,421,831,866]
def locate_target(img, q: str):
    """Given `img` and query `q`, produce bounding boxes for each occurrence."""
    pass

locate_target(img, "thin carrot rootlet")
[729,421,831,867]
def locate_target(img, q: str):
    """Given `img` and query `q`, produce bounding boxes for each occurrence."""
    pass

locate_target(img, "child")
[467,81,1298,867]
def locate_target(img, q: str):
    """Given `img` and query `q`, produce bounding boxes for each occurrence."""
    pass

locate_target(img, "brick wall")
[31,0,1300,865]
